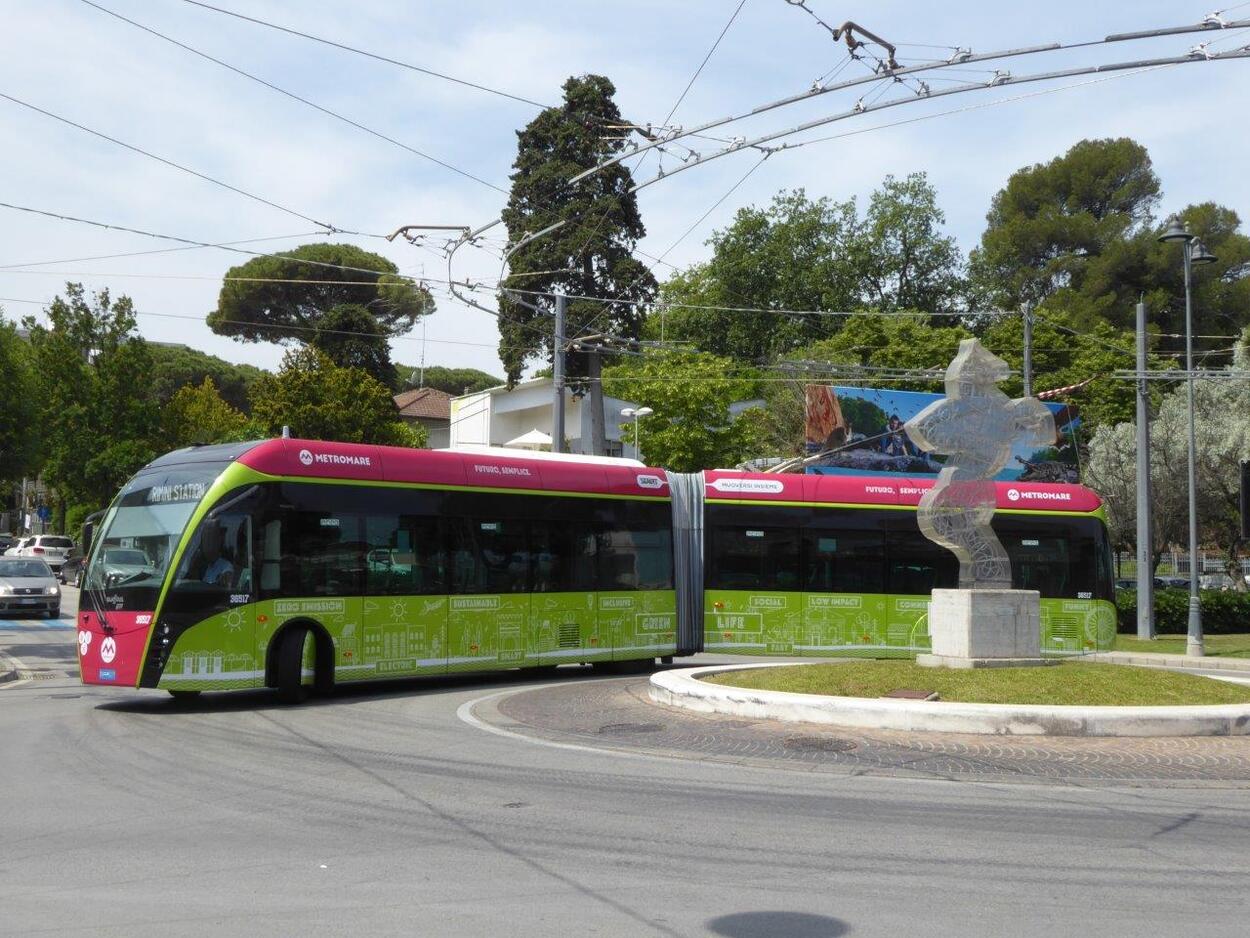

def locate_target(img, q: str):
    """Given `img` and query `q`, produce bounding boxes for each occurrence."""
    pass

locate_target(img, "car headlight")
[0,585,10,595]
[46,585,60,595]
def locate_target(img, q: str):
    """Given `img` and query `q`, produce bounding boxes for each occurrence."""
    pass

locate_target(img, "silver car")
[0,557,61,618]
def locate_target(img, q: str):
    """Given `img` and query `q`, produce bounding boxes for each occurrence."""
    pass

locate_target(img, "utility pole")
[552,292,566,454]
[1135,300,1155,639]
[587,345,606,456]
[1021,301,1033,398]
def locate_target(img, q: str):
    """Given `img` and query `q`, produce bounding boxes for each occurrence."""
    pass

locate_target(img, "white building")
[449,378,641,459]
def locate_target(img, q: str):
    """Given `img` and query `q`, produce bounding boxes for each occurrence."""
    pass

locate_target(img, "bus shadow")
[92,662,650,715]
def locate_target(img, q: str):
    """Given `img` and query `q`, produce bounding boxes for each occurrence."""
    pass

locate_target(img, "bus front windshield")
[85,464,227,610]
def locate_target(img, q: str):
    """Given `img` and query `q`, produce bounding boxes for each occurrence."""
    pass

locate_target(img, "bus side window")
[261,519,282,593]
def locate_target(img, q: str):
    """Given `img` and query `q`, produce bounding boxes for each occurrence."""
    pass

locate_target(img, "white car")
[0,557,61,618]
[12,535,74,580]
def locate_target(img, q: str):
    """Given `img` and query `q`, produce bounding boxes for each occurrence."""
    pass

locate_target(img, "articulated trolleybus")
[76,438,1115,700]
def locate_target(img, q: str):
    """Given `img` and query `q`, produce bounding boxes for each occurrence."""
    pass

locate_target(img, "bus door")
[361,513,447,678]
[530,518,603,665]
[256,495,363,685]
[446,516,531,672]
[161,508,259,689]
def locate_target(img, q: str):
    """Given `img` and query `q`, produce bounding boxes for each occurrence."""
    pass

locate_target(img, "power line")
[575,15,1250,185]
[80,0,508,195]
[1,293,542,355]
[0,231,329,270]
[179,0,552,109]
[0,90,337,231]
[629,45,1250,191]
[0,201,436,284]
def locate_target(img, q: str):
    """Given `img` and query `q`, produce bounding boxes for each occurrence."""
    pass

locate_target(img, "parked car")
[1156,576,1191,589]
[94,547,159,588]
[0,533,16,553]
[1199,573,1236,591]
[12,535,74,580]
[0,557,60,618]
[1115,578,1137,592]
[59,547,86,586]
[3,536,33,557]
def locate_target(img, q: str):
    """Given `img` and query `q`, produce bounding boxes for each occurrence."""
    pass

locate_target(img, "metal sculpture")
[904,339,1055,590]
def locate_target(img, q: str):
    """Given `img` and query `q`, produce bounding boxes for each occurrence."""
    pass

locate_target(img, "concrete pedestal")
[916,588,1054,669]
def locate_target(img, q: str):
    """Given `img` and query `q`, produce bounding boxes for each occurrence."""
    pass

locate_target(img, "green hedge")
[1116,589,1250,634]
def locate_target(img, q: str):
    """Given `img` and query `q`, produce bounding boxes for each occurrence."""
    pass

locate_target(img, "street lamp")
[620,406,653,459]
[1158,214,1218,657]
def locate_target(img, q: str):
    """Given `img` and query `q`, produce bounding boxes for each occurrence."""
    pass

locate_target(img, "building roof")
[393,386,452,421]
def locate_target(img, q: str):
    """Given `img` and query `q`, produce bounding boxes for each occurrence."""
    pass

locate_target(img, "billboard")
[804,385,1080,482]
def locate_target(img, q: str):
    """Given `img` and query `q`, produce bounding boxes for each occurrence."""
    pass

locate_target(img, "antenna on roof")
[281,425,291,439]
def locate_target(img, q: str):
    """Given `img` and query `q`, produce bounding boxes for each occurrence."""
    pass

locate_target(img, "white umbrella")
[503,428,553,450]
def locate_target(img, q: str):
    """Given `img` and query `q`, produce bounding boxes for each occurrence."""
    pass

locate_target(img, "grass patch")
[702,660,1250,706]
[1115,633,1250,658]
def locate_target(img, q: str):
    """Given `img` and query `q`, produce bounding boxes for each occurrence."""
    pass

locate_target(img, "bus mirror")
[81,521,95,560]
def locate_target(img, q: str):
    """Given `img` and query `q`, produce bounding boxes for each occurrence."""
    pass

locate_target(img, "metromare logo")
[1006,488,1071,503]
[299,449,371,467]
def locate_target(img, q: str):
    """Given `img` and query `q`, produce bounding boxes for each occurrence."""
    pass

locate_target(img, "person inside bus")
[198,522,235,588]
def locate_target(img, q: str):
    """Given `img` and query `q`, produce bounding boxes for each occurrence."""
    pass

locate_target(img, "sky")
[3,0,1249,385]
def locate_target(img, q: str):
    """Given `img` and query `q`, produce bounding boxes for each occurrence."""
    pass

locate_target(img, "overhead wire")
[79,0,509,195]
[0,231,331,270]
[178,0,553,110]
[0,90,339,232]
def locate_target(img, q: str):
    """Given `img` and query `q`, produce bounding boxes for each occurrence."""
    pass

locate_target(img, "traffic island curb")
[649,664,1250,737]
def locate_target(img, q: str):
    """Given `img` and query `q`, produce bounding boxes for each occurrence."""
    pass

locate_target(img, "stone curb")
[1088,651,1250,672]
[649,664,1250,737]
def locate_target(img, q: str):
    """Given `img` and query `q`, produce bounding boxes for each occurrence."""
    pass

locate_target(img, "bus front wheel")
[276,627,311,704]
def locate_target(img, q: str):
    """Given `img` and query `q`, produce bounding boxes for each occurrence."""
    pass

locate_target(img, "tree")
[653,190,861,362]
[1085,331,1250,583]
[249,346,426,447]
[0,315,40,484]
[163,377,250,449]
[856,173,965,316]
[208,242,433,380]
[970,137,1161,308]
[312,303,396,386]
[148,343,266,413]
[498,74,657,384]
[23,284,162,523]
[601,351,763,471]
[391,364,502,395]
[655,178,966,362]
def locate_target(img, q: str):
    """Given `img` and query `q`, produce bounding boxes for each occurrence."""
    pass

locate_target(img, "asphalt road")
[2,597,1249,937]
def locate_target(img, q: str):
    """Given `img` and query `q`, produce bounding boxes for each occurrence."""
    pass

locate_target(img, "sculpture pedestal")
[916,589,1054,669]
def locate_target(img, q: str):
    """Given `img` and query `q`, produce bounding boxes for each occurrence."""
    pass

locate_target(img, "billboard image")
[804,385,1080,482]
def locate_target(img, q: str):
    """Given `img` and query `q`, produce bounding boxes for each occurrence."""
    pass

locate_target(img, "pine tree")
[498,74,657,384]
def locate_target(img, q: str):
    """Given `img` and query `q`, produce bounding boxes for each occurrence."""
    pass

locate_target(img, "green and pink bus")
[76,439,1115,700]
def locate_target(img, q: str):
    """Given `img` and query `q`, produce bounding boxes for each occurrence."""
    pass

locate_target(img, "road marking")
[0,649,34,690]
[0,617,75,630]
[456,682,652,762]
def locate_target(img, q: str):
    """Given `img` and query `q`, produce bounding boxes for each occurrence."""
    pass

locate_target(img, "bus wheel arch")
[267,619,334,701]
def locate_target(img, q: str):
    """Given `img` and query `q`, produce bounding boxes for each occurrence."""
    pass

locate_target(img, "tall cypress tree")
[498,75,657,384]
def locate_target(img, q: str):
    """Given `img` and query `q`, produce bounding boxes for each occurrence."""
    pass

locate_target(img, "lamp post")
[620,406,653,459]
[1158,214,1218,657]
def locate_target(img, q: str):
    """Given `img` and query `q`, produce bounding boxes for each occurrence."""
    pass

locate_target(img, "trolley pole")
[553,292,566,454]
[1135,300,1155,638]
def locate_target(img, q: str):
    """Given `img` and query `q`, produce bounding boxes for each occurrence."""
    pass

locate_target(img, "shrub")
[1116,589,1250,634]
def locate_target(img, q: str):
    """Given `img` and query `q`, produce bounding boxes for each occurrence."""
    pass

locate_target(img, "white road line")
[0,649,34,690]
[456,682,651,762]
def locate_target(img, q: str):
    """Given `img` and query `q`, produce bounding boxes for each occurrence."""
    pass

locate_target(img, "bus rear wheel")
[276,626,311,704]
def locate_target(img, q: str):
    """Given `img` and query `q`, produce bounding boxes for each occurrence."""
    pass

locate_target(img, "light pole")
[620,407,653,459]
[1158,215,1218,657]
